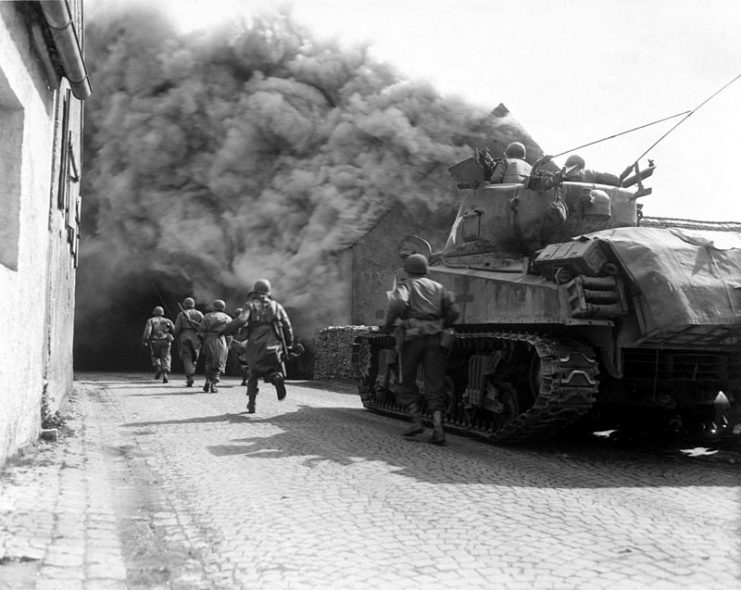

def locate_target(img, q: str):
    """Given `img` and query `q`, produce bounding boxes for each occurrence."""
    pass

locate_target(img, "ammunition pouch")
[439,328,455,350]
[402,317,444,340]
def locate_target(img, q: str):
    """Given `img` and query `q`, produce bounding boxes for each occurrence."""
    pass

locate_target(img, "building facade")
[0,0,90,465]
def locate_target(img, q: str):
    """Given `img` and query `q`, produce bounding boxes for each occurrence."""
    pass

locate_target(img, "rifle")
[177,302,202,331]
[272,316,304,377]
[272,319,287,377]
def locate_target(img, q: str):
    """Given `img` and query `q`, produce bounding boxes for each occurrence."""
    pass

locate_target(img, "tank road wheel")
[487,380,519,431]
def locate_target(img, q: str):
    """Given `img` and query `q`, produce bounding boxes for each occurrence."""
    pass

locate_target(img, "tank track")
[354,330,599,444]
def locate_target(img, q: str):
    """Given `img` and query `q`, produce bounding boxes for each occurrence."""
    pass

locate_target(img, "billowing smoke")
[75,6,537,372]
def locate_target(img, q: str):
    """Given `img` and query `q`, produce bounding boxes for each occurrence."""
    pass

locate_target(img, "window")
[0,69,24,271]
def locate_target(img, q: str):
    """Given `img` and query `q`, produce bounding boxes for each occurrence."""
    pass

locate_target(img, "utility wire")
[550,110,691,159]
[628,73,741,167]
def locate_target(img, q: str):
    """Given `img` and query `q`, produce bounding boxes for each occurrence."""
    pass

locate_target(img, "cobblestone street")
[1,373,740,589]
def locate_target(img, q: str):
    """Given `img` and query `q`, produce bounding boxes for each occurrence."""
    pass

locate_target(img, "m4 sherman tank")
[354,156,741,443]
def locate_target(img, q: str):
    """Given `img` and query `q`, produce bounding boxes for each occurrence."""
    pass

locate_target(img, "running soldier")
[198,299,231,393]
[173,297,203,387]
[223,279,293,414]
[141,306,175,384]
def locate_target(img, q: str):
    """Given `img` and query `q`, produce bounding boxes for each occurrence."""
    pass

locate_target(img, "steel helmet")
[152,306,164,316]
[565,154,586,169]
[504,142,526,159]
[183,297,195,309]
[403,253,429,276]
[253,279,271,295]
[212,299,226,311]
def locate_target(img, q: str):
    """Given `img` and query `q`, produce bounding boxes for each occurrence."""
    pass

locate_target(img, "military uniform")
[173,298,203,387]
[198,300,231,393]
[383,254,459,445]
[141,307,175,383]
[489,141,532,184]
[562,154,621,186]
[224,280,293,413]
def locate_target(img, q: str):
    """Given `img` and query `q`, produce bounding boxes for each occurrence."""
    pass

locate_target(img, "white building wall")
[0,4,81,465]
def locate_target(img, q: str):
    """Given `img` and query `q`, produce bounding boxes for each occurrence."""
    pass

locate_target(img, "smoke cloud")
[75,6,537,371]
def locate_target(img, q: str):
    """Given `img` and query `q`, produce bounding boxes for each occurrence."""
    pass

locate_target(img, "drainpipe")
[38,0,92,100]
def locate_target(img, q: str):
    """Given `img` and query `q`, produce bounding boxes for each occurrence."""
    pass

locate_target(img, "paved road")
[1,373,739,589]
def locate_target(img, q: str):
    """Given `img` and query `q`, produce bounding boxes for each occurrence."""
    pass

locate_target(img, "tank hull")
[353,175,741,441]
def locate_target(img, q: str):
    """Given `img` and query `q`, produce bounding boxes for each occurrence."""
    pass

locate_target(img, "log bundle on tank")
[314,326,373,381]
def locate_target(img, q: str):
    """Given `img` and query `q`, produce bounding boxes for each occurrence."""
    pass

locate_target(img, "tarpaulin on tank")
[593,226,741,336]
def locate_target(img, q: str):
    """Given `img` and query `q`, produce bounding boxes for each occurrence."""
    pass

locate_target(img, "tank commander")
[173,297,203,388]
[222,279,294,414]
[198,299,232,393]
[141,306,175,384]
[382,254,460,445]
[561,154,621,186]
[489,141,533,184]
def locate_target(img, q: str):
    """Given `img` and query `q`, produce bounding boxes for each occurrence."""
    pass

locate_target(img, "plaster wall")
[0,5,80,465]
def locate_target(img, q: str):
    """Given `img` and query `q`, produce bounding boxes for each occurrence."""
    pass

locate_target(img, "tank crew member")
[141,306,175,384]
[223,279,293,414]
[198,299,232,393]
[173,297,204,388]
[562,154,621,186]
[489,141,533,184]
[383,254,460,445]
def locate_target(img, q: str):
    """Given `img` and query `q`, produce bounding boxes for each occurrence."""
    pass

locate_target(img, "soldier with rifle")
[141,306,175,384]
[173,297,204,387]
[223,279,294,414]
[383,254,459,445]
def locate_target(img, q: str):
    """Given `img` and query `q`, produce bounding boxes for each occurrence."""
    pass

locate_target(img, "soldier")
[223,279,293,414]
[141,306,175,384]
[489,141,533,184]
[198,299,231,393]
[383,254,460,445]
[562,154,621,186]
[173,297,203,387]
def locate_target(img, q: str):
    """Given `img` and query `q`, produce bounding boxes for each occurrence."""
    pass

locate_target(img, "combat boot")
[272,375,287,400]
[246,393,257,414]
[428,410,446,446]
[402,403,424,437]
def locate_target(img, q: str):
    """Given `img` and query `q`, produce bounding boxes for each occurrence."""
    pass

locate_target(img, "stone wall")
[350,203,454,326]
